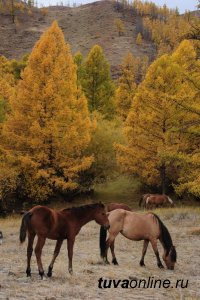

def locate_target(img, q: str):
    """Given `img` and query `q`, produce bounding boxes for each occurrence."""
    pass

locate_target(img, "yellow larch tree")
[115,52,137,120]
[0,56,17,206]
[1,21,93,201]
[136,32,142,45]
[0,56,16,120]
[116,40,199,196]
[171,40,200,197]
[82,45,115,119]
[114,18,125,36]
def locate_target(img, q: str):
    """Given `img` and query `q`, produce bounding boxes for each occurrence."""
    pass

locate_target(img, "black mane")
[63,203,105,213]
[152,213,175,259]
[170,246,177,262]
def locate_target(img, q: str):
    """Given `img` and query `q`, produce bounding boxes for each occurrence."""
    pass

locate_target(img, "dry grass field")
[0,207,200,300]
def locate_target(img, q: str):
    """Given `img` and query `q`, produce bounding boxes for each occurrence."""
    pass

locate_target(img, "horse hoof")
[69,268,73,275]
[140,261,145,267]
[103,257,110,265]
[26,268,31,277]
[112,258,118,265]
[47,267,53,277]
[47,271,52,277]
[39,271,44,279]
[158,264,164,269]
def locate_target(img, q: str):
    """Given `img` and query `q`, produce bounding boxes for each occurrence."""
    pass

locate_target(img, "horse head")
[94,203,110,229]
[163,245,177,270]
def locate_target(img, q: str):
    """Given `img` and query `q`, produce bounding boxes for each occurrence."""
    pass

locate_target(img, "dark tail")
[152,213,172,254]
[100,226,107,258]
[139,196,143,207]
[19,212,32,243]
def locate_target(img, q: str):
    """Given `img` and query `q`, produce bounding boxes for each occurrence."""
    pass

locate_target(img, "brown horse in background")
[100,209,177,270]
[20,203,109,278]
[139,194,153,207]
[139,194,174,209]
[146,195,174,209]
[107,202,132,212]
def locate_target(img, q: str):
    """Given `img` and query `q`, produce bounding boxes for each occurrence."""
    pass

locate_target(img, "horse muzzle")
[103,224,110,230]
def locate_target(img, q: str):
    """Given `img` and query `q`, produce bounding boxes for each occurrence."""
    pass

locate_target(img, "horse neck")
[160,239,172,256]
[71,208,96,228]
[159,228,173,255]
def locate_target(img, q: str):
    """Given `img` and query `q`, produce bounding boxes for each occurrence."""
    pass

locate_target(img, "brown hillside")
[0,1,156,77]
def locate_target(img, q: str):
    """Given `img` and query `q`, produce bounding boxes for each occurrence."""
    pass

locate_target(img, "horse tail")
[139,196,143,207]
[152,213,173,254]
[19,212,32,243]
[167,196,173,205]
[100,225,107,258]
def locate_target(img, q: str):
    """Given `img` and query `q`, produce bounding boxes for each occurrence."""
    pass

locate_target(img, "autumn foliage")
[0,21,92,202]
[116,40,200,196]
[0,2,199,208]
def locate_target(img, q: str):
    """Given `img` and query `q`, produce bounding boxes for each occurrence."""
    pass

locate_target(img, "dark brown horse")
[107,202,132,212]
[20,203,109,278]
[100,209,177,270]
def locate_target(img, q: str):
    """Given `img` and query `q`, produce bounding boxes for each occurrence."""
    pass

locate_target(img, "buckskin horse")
[19,203,109,278]
[100,209,177,270]
[107,202,132,212]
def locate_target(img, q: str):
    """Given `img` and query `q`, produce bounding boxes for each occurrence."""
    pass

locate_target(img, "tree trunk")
[160,164,166,195]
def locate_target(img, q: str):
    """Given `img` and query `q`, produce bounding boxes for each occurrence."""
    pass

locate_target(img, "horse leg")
[47,239,63,277]
[146,203,150,210]
[67,238,75,275]
[144,201,147,210]
[26,232,35,277]
[104,233,118,265]
[140,239,149,267]
[150,239,164,269]
[34,236,46,279]
[110,240,118,265]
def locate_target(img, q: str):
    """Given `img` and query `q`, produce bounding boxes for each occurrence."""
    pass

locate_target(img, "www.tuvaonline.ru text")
[98,277,189,289]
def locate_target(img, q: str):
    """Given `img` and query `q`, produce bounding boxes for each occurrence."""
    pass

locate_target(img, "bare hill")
[0,1,156,77]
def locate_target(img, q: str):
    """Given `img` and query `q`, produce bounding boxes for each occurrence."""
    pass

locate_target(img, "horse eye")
[102,213,105,216]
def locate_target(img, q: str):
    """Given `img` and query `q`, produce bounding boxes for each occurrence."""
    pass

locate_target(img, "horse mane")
[170,246,177,262]
[152,213,174,257]
[63,203,105,214]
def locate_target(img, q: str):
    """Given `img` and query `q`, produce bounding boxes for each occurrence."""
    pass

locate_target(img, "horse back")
[116,210,160,240]
[29,206,63,239]
[147,194,167,204]
[107,203,132,212]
